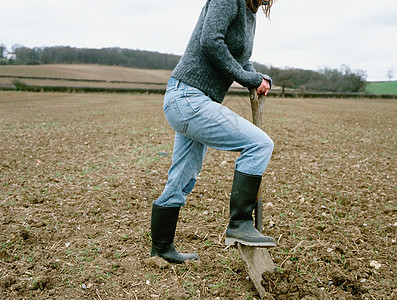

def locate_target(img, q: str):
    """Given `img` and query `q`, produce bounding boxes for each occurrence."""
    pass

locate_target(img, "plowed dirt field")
[0,92,396,299]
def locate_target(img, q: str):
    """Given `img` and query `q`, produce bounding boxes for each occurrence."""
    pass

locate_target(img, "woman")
[151,0,277,264]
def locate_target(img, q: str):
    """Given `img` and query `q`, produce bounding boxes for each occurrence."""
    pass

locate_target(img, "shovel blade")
[238,243,276,298]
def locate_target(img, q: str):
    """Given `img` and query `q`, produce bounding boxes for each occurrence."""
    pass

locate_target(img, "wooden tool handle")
[249,89,266,232]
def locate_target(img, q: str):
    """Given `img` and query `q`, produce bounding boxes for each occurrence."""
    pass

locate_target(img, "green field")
[366,80,397,95]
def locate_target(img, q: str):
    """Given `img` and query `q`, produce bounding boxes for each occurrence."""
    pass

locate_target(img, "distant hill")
[0,64,175,93]
[366,81,397,95]
[0,64,172,83]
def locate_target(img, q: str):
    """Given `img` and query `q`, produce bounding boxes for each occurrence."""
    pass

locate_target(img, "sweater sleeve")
[200,0,263,88]
[243,60,256,73]
[244,61,273,89]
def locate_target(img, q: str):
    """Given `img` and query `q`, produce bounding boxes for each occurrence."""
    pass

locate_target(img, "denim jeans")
[154,77,274,207]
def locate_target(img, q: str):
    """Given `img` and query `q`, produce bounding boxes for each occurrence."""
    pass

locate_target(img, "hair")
[246,0,275,17]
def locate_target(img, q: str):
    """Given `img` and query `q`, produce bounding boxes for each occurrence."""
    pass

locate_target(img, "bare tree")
[386,69,394,81]
[0,44,6,58]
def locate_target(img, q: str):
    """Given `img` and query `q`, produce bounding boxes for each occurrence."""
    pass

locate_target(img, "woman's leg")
[181,100,275,246]
[151,133,207,263]
[150,79,209,263]
[179,96,273,176]
[154,132,208,208]
[162,78,274,177]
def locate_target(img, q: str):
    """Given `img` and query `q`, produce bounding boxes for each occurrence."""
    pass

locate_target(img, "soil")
[0,64,172,83]
[0,92,396,299]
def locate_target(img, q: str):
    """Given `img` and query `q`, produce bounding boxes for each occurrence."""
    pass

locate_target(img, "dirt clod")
[144,256,169,269]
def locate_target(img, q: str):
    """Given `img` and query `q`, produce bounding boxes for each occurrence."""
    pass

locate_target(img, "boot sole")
[225,237,276,248]
[151,251,199,264]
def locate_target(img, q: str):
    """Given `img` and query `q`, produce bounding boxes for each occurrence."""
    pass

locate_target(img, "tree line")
[1,45,180,70]
[253,63,367,93]
[1,44,367,93]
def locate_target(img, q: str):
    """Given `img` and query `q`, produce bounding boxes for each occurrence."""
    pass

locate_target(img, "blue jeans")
[155,77,274,207]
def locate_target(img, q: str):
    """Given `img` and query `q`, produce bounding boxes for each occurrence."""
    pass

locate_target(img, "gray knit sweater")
[171,0,264,103]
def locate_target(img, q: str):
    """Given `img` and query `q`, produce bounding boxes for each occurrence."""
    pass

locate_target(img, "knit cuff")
[260,73,273,89]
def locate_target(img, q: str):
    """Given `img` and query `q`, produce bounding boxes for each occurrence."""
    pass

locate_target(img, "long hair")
[246,0,275,17]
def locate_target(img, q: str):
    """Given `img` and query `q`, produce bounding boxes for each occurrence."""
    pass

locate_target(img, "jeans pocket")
[164,99,188,133]
[183,86,209,113]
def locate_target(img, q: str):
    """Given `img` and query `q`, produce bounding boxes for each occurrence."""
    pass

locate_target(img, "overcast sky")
[1,0,396,81]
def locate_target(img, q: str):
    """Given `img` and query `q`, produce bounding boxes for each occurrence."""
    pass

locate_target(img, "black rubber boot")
[150,203,199,264]
[225,170,276,247]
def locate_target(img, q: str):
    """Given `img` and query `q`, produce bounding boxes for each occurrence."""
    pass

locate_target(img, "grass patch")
[366,81,397,95]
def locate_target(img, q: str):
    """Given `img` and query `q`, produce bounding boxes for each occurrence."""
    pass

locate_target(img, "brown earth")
[0,91,396,299]
[0,64,172,83]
